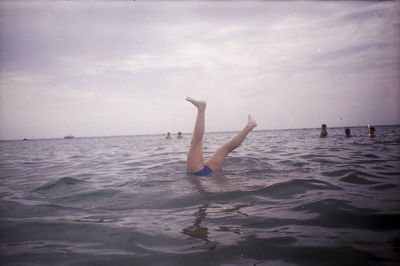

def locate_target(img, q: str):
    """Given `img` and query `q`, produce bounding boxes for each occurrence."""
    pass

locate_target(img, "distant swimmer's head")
[369,127,376,137]
[345,128,351,137]
[320,124,328,137]
[177,132,183,138]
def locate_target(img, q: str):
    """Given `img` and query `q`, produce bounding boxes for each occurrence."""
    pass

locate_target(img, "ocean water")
[0,126,399,265]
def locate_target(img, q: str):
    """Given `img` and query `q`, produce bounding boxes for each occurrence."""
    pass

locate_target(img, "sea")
[0,126,399,266]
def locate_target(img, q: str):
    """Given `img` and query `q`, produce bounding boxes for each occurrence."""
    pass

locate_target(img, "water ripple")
[0,127,399,265]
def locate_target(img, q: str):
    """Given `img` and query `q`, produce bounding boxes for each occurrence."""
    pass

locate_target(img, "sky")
[0,1,399,140]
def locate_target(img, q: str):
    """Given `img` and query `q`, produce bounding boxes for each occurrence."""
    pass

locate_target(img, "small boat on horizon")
[64,135,75,139]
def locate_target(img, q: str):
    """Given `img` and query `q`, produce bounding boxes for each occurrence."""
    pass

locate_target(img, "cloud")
[0,1,399,139]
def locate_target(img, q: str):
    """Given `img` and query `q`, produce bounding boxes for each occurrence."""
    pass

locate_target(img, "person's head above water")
[320,124,328,137]
[369,126,376,137]
[345,128,351,137]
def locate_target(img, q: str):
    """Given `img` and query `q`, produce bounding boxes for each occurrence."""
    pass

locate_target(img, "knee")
[220,144,233,154]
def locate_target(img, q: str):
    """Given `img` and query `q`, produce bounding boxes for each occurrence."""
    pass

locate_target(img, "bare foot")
[186,97,206,111]
[247,114,257,129]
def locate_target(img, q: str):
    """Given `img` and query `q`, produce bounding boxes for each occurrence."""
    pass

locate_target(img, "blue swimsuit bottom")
[190,165,212,176]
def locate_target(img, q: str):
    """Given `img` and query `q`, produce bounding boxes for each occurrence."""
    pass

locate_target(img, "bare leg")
[186,97,207,172]
[205,115,257,171]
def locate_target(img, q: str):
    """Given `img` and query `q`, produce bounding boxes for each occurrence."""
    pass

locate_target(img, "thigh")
[205,145,229,171]
[187,140,204,172]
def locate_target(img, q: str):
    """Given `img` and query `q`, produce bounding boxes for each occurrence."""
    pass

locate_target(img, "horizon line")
[1,123,399,142]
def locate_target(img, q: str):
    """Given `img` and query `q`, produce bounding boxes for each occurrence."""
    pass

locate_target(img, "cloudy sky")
[0,1,399,140]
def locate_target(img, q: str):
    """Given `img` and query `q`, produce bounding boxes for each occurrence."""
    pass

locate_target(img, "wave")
[254,179,342,199]
[136,178,343,210]
[370,184,397,190]
[291,199,400,231]
[339,173,379,185]
[33,177,88,193]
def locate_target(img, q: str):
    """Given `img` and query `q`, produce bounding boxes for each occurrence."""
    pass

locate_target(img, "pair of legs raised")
[186,97,257,174]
